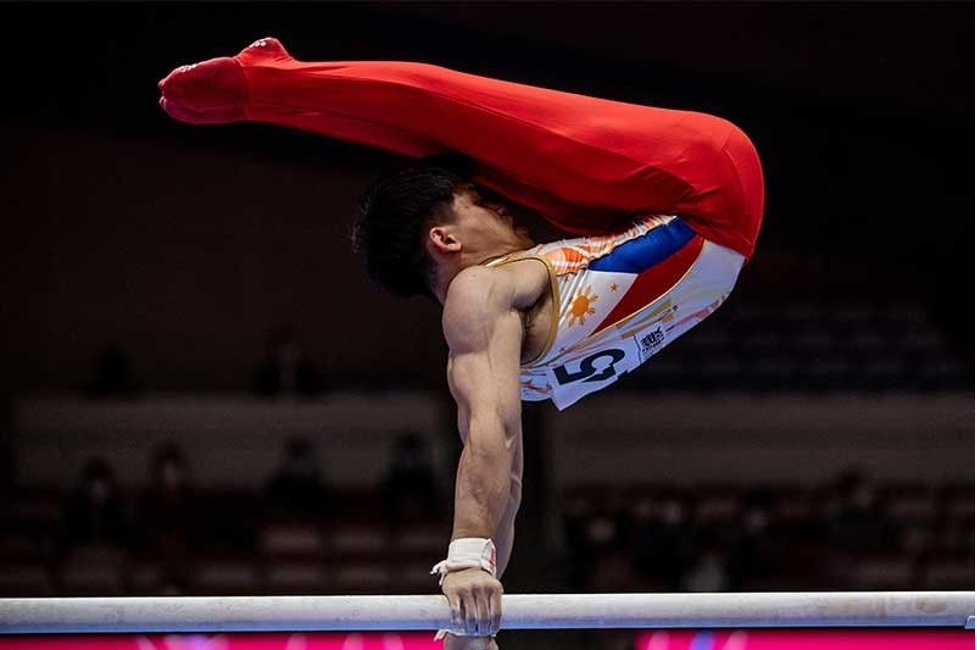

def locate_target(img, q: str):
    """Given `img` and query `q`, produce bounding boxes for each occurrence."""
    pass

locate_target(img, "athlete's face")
[444,183,535,255]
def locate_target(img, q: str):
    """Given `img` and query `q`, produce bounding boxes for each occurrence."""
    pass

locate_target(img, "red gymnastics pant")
[159,37,765,260]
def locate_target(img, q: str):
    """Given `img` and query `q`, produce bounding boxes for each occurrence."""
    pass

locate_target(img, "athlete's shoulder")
[446,264,509,304]
[443,264,511,322]
[442,265,518,350]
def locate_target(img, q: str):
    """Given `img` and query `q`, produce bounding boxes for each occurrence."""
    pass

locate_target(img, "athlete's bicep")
[443,268,523,440]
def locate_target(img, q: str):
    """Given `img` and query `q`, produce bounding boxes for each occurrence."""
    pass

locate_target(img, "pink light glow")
[0,632,441,650]
[635,629,975,650]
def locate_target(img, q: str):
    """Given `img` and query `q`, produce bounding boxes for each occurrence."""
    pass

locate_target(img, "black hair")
[352,153,478,298]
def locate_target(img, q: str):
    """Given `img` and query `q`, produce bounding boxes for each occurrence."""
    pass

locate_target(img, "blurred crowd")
[3,448,972,598]
[4,309,970,598]
[1,430,444,596]
[561,468,974,593]
[85,325,330,400]
[82,300,971,401]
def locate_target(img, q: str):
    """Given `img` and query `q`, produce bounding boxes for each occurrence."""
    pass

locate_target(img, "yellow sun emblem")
[567,285,599,327]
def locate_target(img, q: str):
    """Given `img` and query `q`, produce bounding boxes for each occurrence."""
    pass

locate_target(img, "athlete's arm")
[441,265,524,638]
[492,440,523,579]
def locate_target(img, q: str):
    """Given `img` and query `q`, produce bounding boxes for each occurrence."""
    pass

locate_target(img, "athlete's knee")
[721,122,763,176]
[720,123,766,237]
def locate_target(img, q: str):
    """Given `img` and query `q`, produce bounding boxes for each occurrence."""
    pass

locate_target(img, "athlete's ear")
[427,225,463,256]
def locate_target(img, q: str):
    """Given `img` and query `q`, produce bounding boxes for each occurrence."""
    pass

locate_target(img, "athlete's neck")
[431,246,530,306]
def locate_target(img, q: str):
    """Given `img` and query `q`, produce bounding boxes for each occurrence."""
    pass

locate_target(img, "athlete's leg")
[160,37,763,257]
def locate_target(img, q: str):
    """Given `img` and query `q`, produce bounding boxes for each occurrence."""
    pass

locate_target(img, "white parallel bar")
[0,592,973,634]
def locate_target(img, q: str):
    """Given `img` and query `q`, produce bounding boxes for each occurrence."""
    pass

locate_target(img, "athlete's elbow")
[465,414,510,457]
[468,408,520,451]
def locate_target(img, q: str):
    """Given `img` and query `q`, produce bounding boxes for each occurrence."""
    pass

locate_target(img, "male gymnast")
[158,37,765,649]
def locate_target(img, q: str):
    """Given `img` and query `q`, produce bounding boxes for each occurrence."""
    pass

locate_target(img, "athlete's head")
[353,154,534,300]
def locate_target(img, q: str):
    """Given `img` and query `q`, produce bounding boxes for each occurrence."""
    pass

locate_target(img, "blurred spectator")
[58,458,130,553]
[682,541,730,592]
[562,495,594,590]
[580,513,629,590]
[632,494,694,591]
[265,436,331,519]
[566,490,643,590]
[135,443,196,554]
[0,394,13,493]
[133,443,197,587]
[726,492,779,589]
[252,326,326,398]
[829,467,895,553]
[588,548,634,592]
[156,577,190,596]
[380,431,440,524]
[84,343,142,398]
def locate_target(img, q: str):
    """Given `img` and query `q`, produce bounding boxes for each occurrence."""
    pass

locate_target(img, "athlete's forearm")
[494,437,523,577]
[493,492,520,578]
[451,420,515,540]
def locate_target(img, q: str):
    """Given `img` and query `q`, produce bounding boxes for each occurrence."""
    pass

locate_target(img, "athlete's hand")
[442,567,503,637]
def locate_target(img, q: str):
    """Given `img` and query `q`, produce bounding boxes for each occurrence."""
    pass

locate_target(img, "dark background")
[1,0,972,394]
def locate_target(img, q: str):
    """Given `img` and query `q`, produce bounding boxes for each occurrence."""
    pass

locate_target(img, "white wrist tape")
[431,538,498,641]
[430,537,497,585]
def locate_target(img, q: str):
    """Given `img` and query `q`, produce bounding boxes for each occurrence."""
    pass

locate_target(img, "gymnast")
[158,37,765,649]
